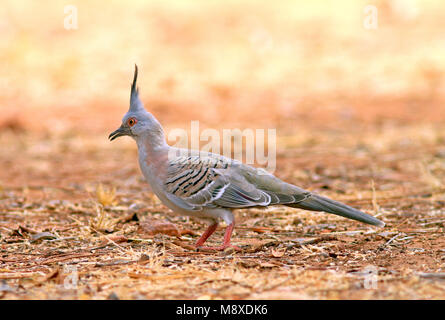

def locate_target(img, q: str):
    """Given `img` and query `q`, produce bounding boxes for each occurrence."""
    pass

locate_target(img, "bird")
[109,65,385,251]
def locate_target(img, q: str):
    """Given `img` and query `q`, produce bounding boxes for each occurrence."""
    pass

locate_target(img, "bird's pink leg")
[195,222,218,247]
[196,222,241,251]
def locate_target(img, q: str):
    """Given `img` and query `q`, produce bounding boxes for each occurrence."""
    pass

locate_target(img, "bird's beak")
[108,126,130,141]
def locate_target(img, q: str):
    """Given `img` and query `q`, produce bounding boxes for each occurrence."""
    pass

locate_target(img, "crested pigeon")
[109,65,385,251]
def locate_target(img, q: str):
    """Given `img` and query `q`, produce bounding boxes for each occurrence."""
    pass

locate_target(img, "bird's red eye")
[128,118,137,127]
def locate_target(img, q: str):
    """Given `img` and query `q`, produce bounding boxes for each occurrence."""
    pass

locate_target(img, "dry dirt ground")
[1,0,445,300]
[1,122,445,300]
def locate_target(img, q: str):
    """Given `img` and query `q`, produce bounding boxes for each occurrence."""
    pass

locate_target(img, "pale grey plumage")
[109,66,384,250]
[161,152,384,227]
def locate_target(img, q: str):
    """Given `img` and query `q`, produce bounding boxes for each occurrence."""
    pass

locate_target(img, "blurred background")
[1,0,445,190]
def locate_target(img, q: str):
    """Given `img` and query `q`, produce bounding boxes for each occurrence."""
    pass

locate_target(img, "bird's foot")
[196,244,242,252]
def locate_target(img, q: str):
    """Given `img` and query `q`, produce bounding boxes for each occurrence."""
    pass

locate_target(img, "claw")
[196,244,242,252]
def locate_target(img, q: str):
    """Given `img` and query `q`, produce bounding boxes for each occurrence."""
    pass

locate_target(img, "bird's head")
[109,65,164,143]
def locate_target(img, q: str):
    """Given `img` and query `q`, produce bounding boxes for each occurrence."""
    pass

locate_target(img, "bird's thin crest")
[131,64,138,95]
[129,64,144,112]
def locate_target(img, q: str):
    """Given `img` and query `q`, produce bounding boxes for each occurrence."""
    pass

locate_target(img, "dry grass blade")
[419,160,443,191]
[89,204,118,233]
[96,184,118,207]
[371,180,380,216]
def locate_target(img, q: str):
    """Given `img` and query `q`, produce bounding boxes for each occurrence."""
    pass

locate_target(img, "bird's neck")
[135,129,169,163]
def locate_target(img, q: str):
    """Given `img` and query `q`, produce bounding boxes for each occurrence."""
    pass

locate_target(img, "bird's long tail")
[287,194,385,227]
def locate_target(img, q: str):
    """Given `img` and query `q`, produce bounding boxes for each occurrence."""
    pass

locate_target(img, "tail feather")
[287,194,385,227]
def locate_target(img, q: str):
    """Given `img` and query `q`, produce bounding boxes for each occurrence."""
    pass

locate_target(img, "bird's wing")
[162,154,310,211]
[162,153,384,227]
